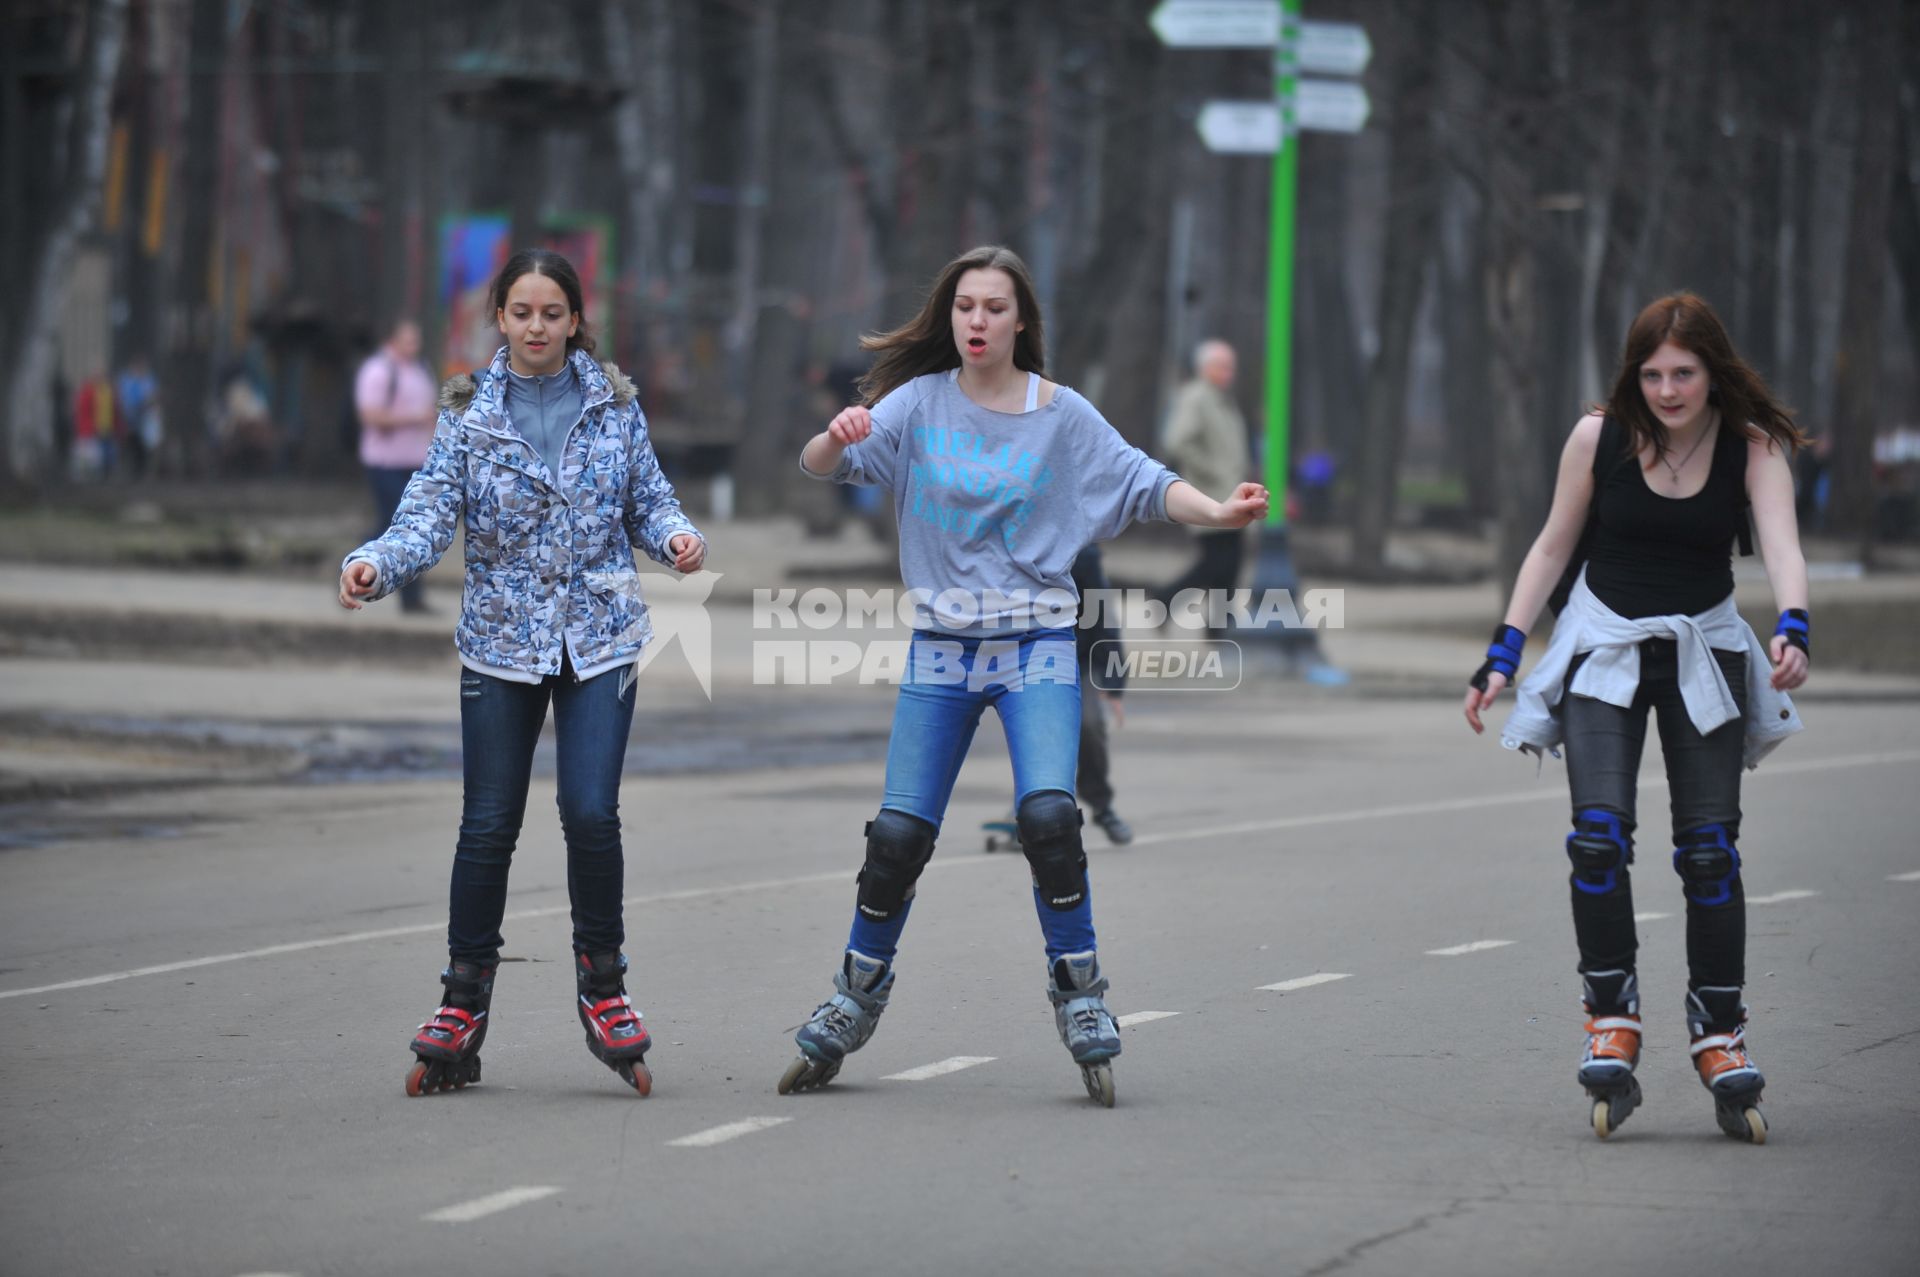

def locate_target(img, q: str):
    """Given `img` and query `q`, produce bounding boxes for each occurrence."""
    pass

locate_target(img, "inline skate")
[778,950,892,1094]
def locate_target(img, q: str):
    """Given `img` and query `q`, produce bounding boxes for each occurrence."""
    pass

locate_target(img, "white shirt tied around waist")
[1501,568,1802,770]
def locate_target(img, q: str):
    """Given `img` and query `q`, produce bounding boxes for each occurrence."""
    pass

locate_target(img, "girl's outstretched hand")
[1217,482,1269,528]
[1462,671,1509,734]
[669,534,707,574]
[827,406,873,447]
[338,561,377,610]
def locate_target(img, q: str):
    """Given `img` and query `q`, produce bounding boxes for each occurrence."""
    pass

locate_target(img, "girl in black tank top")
[1584,417,1748,619]
[1460,292,1812,1144]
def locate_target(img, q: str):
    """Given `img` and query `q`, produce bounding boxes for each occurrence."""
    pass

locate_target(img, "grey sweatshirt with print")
[805,371,1180,636]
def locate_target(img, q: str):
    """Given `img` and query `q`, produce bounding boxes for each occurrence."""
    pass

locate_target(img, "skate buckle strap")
[422,1005,482,1033]
[1689,1027,1744,1058]
[586,993,644,1029]
[1587,1015,1641,1032]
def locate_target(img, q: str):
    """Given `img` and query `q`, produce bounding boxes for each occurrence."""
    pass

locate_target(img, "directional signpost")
[1295,19,1372,76]
[1155,0,1370,680]
[1149,0,1281,49]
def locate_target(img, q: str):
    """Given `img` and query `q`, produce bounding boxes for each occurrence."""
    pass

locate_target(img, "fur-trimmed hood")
[439,348,637,415]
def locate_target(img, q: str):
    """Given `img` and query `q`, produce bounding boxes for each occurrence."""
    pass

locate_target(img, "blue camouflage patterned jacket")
[343,346,701,683]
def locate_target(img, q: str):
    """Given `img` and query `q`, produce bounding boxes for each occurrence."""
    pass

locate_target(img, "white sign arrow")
[1294,78,1371,133]
[1295,20,1372,76]
[1150,0,1280,49]
[1197,100,1282,154]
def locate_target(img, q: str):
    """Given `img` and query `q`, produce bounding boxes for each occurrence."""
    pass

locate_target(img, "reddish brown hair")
[1599,292,1805,467]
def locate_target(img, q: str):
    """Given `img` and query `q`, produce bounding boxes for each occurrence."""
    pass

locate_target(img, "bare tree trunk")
[1483,0,1552,589]
[739,4,821,511]
[1350,0,1438,577]
[3,0,129,480]
[1828,0,1901,546]
[1887,20,1920,406]
[164,0,227,478]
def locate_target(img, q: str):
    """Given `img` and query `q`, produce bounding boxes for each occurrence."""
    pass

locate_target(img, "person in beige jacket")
[1157,340,1252,633]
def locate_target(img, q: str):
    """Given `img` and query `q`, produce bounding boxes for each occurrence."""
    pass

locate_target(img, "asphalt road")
[3,681,1917,1277]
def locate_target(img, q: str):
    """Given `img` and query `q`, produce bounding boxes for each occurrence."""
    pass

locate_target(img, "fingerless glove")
[1469,624,1527,692]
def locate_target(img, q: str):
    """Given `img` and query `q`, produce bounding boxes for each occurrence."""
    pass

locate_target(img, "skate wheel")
[1743,1106,1767,1144]
[1082,1063,1115,1108]
[404,1060,430,1098]
[621,1060,653,1097]
[1592,1099,1612,1139]
[777,1056,812,1095]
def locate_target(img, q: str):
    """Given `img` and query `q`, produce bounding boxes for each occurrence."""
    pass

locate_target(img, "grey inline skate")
[778,950,893,1094]
[1048,950,1121,1107]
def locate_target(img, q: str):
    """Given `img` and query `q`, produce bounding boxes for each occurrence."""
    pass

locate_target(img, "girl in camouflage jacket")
[339,248,703,1097]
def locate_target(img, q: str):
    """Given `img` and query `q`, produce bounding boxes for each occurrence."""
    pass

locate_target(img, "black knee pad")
[1566,808,1633,895]
[1673,823,1742,907]
[856,809,936,922]
[1018,789,1088,912]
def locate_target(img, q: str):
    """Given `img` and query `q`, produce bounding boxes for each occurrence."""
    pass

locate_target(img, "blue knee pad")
[1018,790,1088,912]
[1566,809,1633,895]
[1673,824,1741,907]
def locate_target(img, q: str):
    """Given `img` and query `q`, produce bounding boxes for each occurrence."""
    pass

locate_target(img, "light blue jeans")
[848,628,1096,962]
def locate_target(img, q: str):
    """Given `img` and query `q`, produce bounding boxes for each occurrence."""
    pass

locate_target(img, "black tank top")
[1584,420,1746,619]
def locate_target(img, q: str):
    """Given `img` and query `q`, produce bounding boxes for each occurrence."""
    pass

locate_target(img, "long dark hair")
[1600,292,1804,465]
[487,248,596,356]
[858,245,1045,405]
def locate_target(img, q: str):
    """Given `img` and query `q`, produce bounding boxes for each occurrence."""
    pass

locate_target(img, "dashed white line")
[882,1056,996,1081]
[11,749,1913,1002]
[1887,871,1920,882]
[1426,940,1516,957]
[1634,912,1672,922]
[667,1117,791,1148]
[1257,973,1353,993]
[1748,889,1819,905]
[1115,1011,1181,1028]
[422,1185,562,1223]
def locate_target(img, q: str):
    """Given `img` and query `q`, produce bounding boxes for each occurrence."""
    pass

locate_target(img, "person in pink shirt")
[357,318,439,612]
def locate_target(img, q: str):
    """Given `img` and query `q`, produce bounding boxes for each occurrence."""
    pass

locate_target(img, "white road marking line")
[882,1056,997,1081]
[1634,912,1672,922]
[1115,1011,1181,1027]
[1426,940,1516,957]
[421,1185,562,1224]
[1887,871,1920,882]
[667,1117,791,1149]
[1257,973,1353,993]
[11,749,1914,1002]
[1748,889,1819,905]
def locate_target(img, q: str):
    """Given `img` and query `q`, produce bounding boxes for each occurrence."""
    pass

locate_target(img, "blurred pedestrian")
[338,247,706,1099]
[70,369,115,481]
[1463,292,1809,1144]
[354,319,438,612]
[778,245,1268,1105]
[1072,544,1132,844]
[216,331,275,475]
[115,355,160,479]
[1156,339,1252,633]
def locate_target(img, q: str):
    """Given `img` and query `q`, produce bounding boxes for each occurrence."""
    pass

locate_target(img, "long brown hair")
[1599,292,1804,466]
[858,245,1046,405]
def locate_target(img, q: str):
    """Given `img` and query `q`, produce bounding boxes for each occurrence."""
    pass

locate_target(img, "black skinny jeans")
[1561,639,1748,993]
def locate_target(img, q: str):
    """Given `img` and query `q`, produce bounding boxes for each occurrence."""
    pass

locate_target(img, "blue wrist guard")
[1470,624,1527,692]
[1774,608,1809,656]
